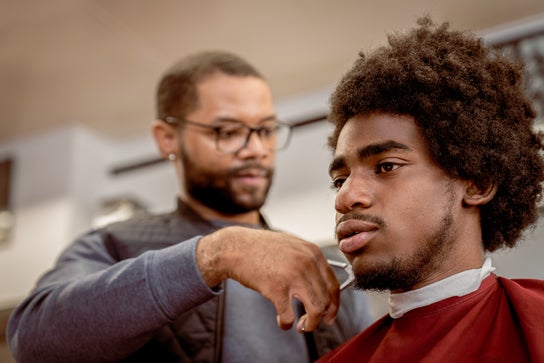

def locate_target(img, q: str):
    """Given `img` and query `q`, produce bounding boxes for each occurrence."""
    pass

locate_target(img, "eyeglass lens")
[216,123,291,153]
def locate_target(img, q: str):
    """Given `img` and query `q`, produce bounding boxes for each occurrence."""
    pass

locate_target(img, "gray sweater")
[7,200,373,362]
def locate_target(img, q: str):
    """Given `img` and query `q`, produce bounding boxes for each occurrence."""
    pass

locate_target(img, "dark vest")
[102,200,361,362]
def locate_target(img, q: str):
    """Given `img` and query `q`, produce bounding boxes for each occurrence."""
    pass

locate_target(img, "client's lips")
[336,219,379,253]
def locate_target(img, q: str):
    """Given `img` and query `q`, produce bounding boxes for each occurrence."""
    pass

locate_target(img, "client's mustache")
[337,212,386,229]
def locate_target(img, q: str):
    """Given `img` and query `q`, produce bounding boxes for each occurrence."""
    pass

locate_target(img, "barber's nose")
[335,175,373,213]
[237,130,269,157]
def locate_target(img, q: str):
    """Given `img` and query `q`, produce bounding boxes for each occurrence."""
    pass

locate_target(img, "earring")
[168,153,176,161]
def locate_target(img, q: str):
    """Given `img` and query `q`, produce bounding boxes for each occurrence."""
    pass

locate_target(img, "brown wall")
[1,308,15,363]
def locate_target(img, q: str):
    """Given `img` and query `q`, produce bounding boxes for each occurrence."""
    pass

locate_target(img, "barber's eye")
[258,126,276,138]
[218,127,245,139]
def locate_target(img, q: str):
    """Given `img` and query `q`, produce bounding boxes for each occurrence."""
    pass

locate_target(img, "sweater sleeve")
[7,230,219,363]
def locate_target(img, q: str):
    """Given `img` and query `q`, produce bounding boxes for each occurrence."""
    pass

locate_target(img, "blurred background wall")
[1,2,544,361]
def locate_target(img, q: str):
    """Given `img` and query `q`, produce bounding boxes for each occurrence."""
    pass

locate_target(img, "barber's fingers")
[295,297,338,333]
[273,260,340,332]
[275,302,296,330]
[321,255,341,325]
[295,261,340,333]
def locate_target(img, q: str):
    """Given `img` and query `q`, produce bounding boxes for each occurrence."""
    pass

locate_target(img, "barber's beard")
[180,148,273,215]
[354,190,456,292]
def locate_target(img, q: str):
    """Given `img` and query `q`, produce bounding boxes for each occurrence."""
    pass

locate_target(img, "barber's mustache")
[229,164,273,177]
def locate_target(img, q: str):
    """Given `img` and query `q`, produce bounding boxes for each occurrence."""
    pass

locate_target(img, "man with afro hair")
[318,16,544,362]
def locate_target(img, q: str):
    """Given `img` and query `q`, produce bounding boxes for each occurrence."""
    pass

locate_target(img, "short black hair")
[156,50,263,120]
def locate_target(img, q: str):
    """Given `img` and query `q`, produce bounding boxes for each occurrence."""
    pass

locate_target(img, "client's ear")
[463,181,498,206]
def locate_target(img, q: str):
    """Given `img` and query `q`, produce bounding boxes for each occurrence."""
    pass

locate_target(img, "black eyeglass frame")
[164,116,292,154]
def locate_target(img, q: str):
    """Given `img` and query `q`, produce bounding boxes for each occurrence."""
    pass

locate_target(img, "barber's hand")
[196,226,340,333]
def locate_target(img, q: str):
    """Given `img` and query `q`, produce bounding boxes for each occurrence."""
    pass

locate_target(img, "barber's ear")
[463,181,498,206]
[151,120,179,160]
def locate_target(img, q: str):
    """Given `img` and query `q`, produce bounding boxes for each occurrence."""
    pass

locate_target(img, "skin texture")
[152,73,339,332]
[330,113,494,293]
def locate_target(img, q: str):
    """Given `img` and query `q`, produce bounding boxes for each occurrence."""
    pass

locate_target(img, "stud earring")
[168,153,177,161]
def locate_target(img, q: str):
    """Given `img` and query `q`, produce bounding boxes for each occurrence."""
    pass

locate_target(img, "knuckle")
[305,297,330,316]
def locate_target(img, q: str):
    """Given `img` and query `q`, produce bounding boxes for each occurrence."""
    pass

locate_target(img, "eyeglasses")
[164,116,292,154]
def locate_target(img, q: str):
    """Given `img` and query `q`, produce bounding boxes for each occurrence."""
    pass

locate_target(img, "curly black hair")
[328,16,544,252]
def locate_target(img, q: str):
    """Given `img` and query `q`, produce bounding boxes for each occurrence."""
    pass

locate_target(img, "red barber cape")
[318,275,544,363]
